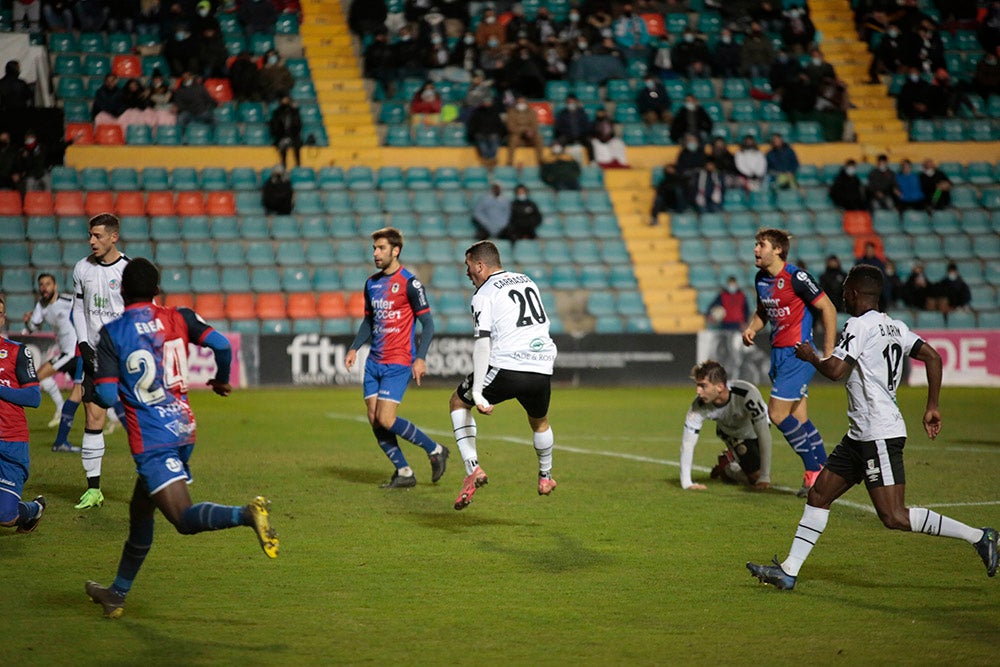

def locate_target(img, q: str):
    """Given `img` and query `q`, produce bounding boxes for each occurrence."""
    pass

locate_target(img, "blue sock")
[389,417,438,454]
[113,401,128,433]
[179,502,244,534]
[777,415,821,471]
[16,499,42,525]
[55,399,79,445]
[112,517,154,596]
[801,419,828,466]
[374,425,408,469]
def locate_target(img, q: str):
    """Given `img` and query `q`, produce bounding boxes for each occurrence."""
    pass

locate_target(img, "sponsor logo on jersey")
[777,278,785,289]
[796,271,808,282]
[109,278,121,291]
[166,457,183,473]
[0,349,7,359]
[391,283,400,294]
[529,337,545,351]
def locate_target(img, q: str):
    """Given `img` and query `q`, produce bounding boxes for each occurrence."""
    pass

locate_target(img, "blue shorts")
[134,444,193,495]
[363,358,412,403]
[769,347,816,402]
[0,441,30,507]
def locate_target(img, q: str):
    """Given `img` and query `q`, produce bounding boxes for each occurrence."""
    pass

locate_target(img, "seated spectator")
[765,133,799,189]
[173,72,217,129]
[820,255,848,311]
[973,50,1000,101]
[901,261,932,309]
[229,52,262,102]
[347,0,386,37]
[503,45,547,99]
[393,24,426,81]
[932,262,971,313]
[472,182,512,240]
[804,48,836,86]
[590,107,629,168]
[854,241,886,277]
[533,7,558,43]
[650,163,689,223]
[504,184,543,242]
[448,32,480,82]
[884,258,903,308]
[92,74,125,125]
[75,0,108,32]
[559,8,587,43]
[585,8,613,42]
[260,50,295,103]
[466,97,505,169]
[670,94,712,144]
[475,8,505,48]
[919,159,951,210]
[479,35,508,82]
[417,6,448,47]
[714,28,742,78]
[675,134,706,178]
[424,32,452,73]
[868,23,906,83]
[0,133,18,190]
[867,154,896,210]
[0,60,33,111]
[270,96,302,169]
[672,29,712,78]
[462,70,494,118]
[893,158,925,210]
[239,0,278,35]
[636,75,672,126]
[505,3,534,43]
[740,22,775,79]
[781,72,818,120]
[781,6,815,54]
[541,35,569,82]
[262,165,293,214]
[164,25,200,77]
[928,68,971,118]
[505,96,545,165]
[364,30,397,99]
[734,134,767,192]
[147,72,177,126]
[705,276,750,331]
[553,94,592,164]
[540,144,581,191]
[692,158,724,213]
[905,22,945,74]
[769,48,802,100]
[13,131,50,192]
[13,0,41,31]
[980,3,1000,54]
[829,159,869,210]
[409,80,442,120]
[117,78,158,128]
[192,0,228,78]
[42,0,75,31]
[650,35,673,77]
[708,137,737,186]
[613,3,652,61]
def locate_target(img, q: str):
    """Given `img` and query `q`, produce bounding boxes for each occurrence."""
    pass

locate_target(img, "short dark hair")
[89,213,120,234]
[371,227,403,252]
[755,227,791,260]
[465,240,502,267]
[846,264,883,296]
[122,257,160,301]
[37,272,56,284]
[690,360,728,385]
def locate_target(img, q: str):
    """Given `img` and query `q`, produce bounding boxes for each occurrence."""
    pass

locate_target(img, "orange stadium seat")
[287,293,318,319]
[529,101,553,125]
[642,13,666,36]
[95,124,125,145]
[317,292,347,318]
[0,190,22,214]
[65,123,94,144]
[115,191,146,216]
[162,293,195,309]
[842,210,873,235]
[145,191,176,215]
[347,291,366,319]
[54,191,86,216]
[85,191,115,216]
[195,294,226,320]
[175,191,206,216]
[205,191,236,215]
[225,293,257,320]
[203,78,233,103]
[256,293,287,319]
[112,55,141,78]
[22,191,54,215]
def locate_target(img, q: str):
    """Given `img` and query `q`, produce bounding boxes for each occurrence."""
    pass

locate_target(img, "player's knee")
[0,496,19,526]
[448,392,466,411]
[877,509,909,531]
[375,413,395,430]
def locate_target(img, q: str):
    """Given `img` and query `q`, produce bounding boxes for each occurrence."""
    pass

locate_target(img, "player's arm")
[794,340,851,380]
[742,307,765,347]
[0,346,41,408]
[345,285,374,371]
[72,267,94,370]
[180,308,232,396]
[680,409,706,490]
[911,338,942,439]
[471,334,493,415]
[811,293,838,357]
[24,301,43,331]
[408,277,434,386]
[93,327,120,408]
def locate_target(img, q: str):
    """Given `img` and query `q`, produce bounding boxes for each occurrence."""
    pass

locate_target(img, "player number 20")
[125,338,189,404]
[508,287,547,327]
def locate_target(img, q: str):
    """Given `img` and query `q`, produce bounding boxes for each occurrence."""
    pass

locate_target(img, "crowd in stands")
[471,181,544,241]
[828,155,953,212]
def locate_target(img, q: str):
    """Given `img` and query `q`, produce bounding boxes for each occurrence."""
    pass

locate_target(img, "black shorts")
[825,435,907,489]
[456,368,552,419]
[55,354,83,382]
[81,372,99,404]
[722,435,761,476]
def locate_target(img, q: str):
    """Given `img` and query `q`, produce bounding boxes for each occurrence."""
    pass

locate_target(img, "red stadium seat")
[22,191,54,215]
[205,191,235,215]
[317,292,347,318]
[225,293,256,320]
[162,293,195,309]
[529,101,553,126]
[175,191,205,216]
[0,190,22,215]
[256,293,287,319]
[54,191,86,216]
[287,293,318,319]
[84,191,115,216]
[145,191,176,216]
[95,124,125,145]
[641,13,666,37]
[195,294,226,320]
[65,123,94,145]
[842,210,873,235]
[346,291,366,319]
[114,191,146,216]
[203,78,233,103]
[112,55,141,78]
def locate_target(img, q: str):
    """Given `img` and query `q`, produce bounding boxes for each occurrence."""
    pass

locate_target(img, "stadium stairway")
[299,0,378,152]
[604,169,702,333]
[809,0,908,148]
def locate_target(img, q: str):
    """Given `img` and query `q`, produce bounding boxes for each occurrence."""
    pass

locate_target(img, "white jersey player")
[449,240,559,510]
[681,360,772,490]
[747,265,998,591]
[72,214,130,510]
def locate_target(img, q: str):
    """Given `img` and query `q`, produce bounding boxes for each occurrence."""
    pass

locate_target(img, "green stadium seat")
[959,210,989,234]
[229,168,258,191]
[55,76,86,100]
[155,242,185,267]
[249,32,275,55]
[150,215,182,241]
[250,267,281,291]
[80,168,109,191]
[2,241,31,265]
[83,55,110,77]
[122,124,151,145]
[294,191,323,215]
[191,267,221,292]
[275,13,299,33]
[910,119,937,142]
[107,167,139,191]
[53,54,82,76]
[48,32,77,53]
[794,121,823,143]
[760,102,785,122]
[968,120,996,142]
[77,32,107,53]
[155,125,182,145]
[26,216,58,241]
[234,191,264,214]
[730,100,758,122]
[412,126,440,147]
[50,166,78,191]
[385,124,411,146]
[587,292,617,316]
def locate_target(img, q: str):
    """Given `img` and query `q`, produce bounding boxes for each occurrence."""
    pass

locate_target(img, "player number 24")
[125,338,189,404]
[509,287,547,327]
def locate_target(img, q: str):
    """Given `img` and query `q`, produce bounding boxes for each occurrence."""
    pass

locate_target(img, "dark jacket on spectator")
[0,62,33,110]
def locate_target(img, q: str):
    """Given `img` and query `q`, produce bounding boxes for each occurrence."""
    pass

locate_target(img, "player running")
[84,258,278,619]
[742,227,837,496]
[344,227,448,488]
[450,240,559,510]
[747,265,998,590]
[680,360,772,490]
[23,272,84,451]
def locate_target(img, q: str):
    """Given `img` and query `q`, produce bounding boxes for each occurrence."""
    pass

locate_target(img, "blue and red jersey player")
[345,227,449,489]
[84,258,278,620]
[743,228,838,495]
[0,298,45,534]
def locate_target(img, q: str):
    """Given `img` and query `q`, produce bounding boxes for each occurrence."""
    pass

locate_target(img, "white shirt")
[831,309,922,441]
[73,254,129,348]
[471,270,557,375]
[683,380,770,444]
[26,293,78,354]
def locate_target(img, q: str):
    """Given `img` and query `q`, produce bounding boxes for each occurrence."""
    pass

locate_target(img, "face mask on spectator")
[845,166,856,176]
[25,135,37,148]
[888,28,899,38]
[516,102,528,111]
[685,101,696,111]
[184,78,194,87]
[432,35,442,45]
[685,141,698,151]
[570,12,579,21]
[727,282,738,293]
[721,35,731,44]
[878,163,888,171]
[176,31,187,40]
[464,34,474,44]
[567,102,577,110]
[909,73,919,82]
[924,168,935,176]
[948,271,958,280]
[421,89,435,100]
[516,193,527,201]
[577,40,587,49]
[812,57,822,66]
[267,55,278,65]
[645,79,655,89]
[198,7,208,16]
[485,15,496,24]
[488,38,499,48]
[683,33,694,43]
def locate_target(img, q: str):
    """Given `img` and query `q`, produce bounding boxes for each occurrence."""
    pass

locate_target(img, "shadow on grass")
[407,509,527,531]
[320,465,386,486]
[478,531,617,573]
[38,481,128,507]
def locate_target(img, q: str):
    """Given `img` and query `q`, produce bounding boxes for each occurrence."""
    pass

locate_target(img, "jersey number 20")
[508,287,547,327]
[125,338,189,404]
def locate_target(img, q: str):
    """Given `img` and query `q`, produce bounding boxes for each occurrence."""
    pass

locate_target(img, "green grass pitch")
[5,384,999,665]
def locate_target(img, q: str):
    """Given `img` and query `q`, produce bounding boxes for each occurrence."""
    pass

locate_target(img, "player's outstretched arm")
[913,341,943,439]
[794,341,850,381]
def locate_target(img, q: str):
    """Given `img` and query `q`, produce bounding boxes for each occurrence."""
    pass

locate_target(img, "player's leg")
[517,372,557,496]
[376,364,446,467]
[53,377,83,452]
[452,375,488,510]
[362,361,413,486]
[76,379,109,509]
[769,350,827,493]
[791,396,828,469]
[35,361,65,425]
[0,446,45,532]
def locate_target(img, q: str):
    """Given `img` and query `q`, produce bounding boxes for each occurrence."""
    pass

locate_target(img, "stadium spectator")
[932,262,972,314]
[868,23,907,83]
[972,50,1000,101]
[905,21,945,74]
[867,154,896,209]
[163,25,200,77]
[505,3,534,43]
[0,60,33,111]
[540,144,581,191]
[613,3,653,61]
[417,5,447,47]
[829,159,869,211]
[804,49,836,87]
[239,0,278,35]
[505,184,543,242]
[448,32,481,81]
[260,50,295,103]
[270,96,302,169]
[558,7,587,43]
[706,277,751,331]
[781,6,816,54]
[692,158,724,213]
[104,0,138,33]
[347,0,386,37]
[765,133,799,189]
[670,94,712,144]
[173,72,217,130]
[734,134,767,192]
[364,30,397,98]
[42,0,75,30]
[672,28,712,78]
[117,78,157,129]
[590,107,629,168]
[424,32,451,73]
[893,158,925,210]
[393,25,426,81]
[466,96,505,169]
[192,0,228,77]
[0,133,18,190]
[650,35,673,77]
[74,0,107,32]
[919,159,951,210]
[741,22,775,79]
[13,0,41,31]
[147,73,177,126]
[409,80,442,120]
[980,2,1000,54]
[475,8,505,47]
[584,8,613,43]
[262,165,293,214]
[769,47,802,100]
[675,134,706,179]
[541,35,569,81]
[928,68,971,118]
[462,70,494,117]
[229,52,263,102]
[650,163,688,221]
[505,96,545,165]
[820,255,848,312]
[503,45,547,99]
[92,74,125,123]
[714,28,742,78]
[708,137,737,186]
[12,131,49,192]
[902,260,932,309]
[781,72,818,120]
[533,6,558,42]
[854,241,886,275]
[636,75,672,126]
[479,35,508,82]
[472,182,512,240]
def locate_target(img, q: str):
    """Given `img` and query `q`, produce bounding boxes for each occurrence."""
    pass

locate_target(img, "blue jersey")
[754,263,825,348]
[363,267,430,365]
[95,303,216,454]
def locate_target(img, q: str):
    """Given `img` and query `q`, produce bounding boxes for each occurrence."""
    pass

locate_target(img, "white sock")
[533,427,554,475]
[450,409,478,475]
[81,430,105,479]
[909,507,984,544]
[40,376,63,411]
[782,504,829,576]
[398,466,413,477]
